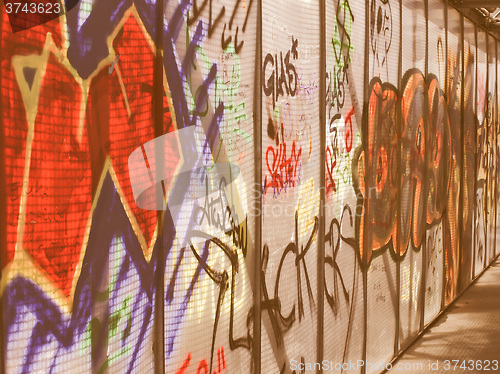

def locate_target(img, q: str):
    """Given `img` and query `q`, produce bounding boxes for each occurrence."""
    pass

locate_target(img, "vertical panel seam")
[441,0,448,313]
[495,41,498,259]
[394,0,403,358]
[153,0,165,371]
[362,0,370,372]
[0,0,5,371]
[472,23,478,279]
[458,14,465,295]
[420,0,429,334]
[253,0,262,371]
[484,28,489,270]
[317,0,326,371]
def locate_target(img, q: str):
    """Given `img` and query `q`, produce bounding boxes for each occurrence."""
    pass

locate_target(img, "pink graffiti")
[264,126,302,196]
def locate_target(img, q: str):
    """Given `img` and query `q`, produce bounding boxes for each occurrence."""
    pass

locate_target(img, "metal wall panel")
[475,28,488,277]
[424,0,447,327]
[443,6,463,306]
[323,0,366,372]
[260,0,321,372]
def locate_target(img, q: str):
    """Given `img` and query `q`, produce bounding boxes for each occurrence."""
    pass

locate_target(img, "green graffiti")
[331,0,354,68]
[328,0,354,113]
[81,237,133,367]
[185,13,251,164]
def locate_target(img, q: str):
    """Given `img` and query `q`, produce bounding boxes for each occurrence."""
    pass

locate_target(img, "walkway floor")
[390,255,500,374]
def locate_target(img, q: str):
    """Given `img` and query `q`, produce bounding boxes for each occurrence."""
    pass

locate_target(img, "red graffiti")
[175,347,226,374]
[2,15,178,295]
[326,143,337,195]
[176,353,192,374]
[345,106,354,153]
[264,124,302,196]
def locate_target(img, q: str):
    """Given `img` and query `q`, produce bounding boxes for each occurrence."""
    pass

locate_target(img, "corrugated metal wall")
[1,0,499,373]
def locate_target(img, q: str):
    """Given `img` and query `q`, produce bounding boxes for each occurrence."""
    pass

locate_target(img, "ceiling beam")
[452,1,500,8]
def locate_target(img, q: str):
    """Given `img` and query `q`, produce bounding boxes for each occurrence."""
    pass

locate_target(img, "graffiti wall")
[1,0,498,373]
[323,0,365,371]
